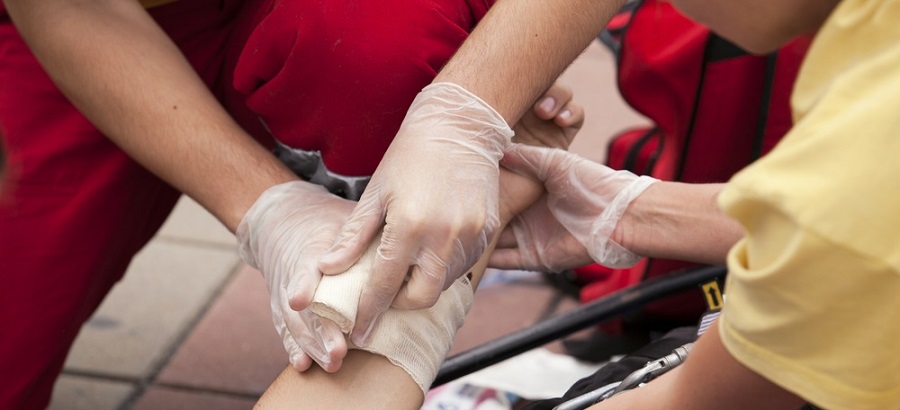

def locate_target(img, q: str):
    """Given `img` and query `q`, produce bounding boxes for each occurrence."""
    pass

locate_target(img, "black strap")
[751,52,779,160]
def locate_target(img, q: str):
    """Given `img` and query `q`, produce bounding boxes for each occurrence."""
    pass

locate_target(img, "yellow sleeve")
[718,192,900,410]
[714,0,900,408]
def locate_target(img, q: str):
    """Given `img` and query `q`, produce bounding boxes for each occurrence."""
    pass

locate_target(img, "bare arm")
[588,320,804,410]
[4,0,296,231]
[614,182,743,265]
[435,0,625,124]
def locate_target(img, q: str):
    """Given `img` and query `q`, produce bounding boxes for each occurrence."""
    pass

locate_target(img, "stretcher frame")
[432,264,727,387]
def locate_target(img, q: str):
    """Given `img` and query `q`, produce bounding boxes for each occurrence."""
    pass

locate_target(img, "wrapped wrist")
[310,234,474,394]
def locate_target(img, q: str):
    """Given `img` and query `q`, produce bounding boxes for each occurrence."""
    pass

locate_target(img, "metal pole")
[432,265,727,387]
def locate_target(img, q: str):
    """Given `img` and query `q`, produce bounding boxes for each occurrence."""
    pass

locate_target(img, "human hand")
[236,181,351,372]
[510,83,583,150]
[495,145,658,269]
[490,196,596,272]
[316,82,513,346]
[490,83,593,272]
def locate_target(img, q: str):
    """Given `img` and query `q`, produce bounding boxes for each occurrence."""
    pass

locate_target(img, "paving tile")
[155,265,286,397]
[48,375,134,410]
[156,196,236,247]
[63,240,240,379]
[560,40,650,164]
[132,386,256,410]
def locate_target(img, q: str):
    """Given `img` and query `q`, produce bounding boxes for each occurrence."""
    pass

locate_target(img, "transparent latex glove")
[236,181,351,372]
[490,194,595,273]
[499,144,659,268]
[317,82,513,346]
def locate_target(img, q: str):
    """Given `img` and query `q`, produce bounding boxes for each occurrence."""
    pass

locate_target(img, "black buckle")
[272,138,371,201]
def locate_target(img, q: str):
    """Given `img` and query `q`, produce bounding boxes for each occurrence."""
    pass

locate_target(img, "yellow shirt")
[717,0,900,409]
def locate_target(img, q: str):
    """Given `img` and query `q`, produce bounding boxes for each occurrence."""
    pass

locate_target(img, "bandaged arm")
[255,166,544,410]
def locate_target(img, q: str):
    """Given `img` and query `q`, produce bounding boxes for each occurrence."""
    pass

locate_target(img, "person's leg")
[0,3,234,406]
[0,38,180,409]
[224,0,496,176]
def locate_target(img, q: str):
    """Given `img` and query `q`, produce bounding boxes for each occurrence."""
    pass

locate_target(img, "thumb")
[318,190,385,275]
[500,143,572,182]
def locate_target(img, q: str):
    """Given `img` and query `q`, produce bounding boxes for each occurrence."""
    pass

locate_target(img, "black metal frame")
[432,265,727,387]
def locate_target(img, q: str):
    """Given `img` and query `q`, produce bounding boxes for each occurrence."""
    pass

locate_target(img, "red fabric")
[615,2,707,182]
[0,0,491,407]
[230,0,493,176]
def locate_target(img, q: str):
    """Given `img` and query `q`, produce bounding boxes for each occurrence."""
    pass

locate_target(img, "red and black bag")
[573,0,812,328]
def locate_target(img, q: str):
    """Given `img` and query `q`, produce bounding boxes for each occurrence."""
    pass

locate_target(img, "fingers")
[300,311,348,373]
[283,306,349,372]
[487,248,527,270]
[287,260,322,311]
[350,216,484,345]
[494,225,519,250]
[390,246,451,310]
[283,337,313,372]
[555,103,585,137]
[534,84,574,120]
[500,144,557,180]
[350,228,414,346]
[318,191,385,275]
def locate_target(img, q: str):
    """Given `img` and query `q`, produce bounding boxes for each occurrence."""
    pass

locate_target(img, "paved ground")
[48,40,647,410]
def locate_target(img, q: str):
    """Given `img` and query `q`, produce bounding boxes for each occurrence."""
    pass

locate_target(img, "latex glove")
[497,144,658,269]
[236,181,351,372]
[490,195,595,272]
[317,82,513,346]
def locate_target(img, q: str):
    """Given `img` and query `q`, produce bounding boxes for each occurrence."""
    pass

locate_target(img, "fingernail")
[539,97,556,113]
[559,109,572,120]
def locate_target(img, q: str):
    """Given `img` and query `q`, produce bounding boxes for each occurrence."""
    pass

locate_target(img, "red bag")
[575,0,812,327]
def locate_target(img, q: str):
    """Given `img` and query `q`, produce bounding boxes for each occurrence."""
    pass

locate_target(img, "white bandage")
[310,238,474,394]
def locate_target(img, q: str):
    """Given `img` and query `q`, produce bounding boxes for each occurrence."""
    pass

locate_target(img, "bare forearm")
[589,321,803,409]
[614,182,742,265]
[5,0,297,231]
[435,0,624,124]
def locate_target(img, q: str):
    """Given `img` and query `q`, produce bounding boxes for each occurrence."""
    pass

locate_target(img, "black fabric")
[519,327,698,410]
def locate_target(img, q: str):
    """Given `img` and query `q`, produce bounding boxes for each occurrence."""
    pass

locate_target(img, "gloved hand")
[490,195,595,272]
[317,82,513,346]
[494,144,658,269]
[236,180,351,372]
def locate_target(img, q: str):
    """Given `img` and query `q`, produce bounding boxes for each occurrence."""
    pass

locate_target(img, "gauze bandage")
[310,236,474,394]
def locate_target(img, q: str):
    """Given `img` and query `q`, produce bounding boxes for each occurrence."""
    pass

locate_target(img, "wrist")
[417,82,514,147]
[612,182,736,265]
[590,175,657,268]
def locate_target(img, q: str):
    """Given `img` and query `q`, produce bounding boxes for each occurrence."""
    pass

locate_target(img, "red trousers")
[0,0,491,407]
